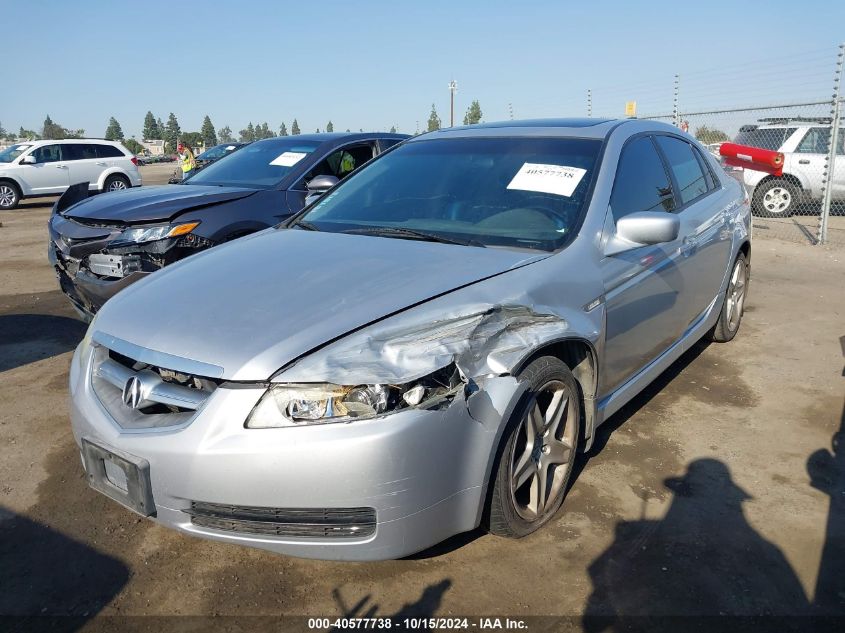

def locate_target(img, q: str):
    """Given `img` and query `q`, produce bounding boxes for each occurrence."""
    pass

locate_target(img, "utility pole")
[587,90,592,117]
[508,103,514,120]
[448,79,458,127]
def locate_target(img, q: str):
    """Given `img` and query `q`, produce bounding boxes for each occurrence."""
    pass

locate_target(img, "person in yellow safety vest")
[177,142,197,180]
[338,151,356,176]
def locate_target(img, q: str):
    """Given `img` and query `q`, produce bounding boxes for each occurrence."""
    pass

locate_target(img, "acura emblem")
[122,376,144,409]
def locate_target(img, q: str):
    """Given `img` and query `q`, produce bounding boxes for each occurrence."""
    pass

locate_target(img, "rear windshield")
[297,137,602,252]
[187,141,320,188]
[733,127,796,151]
[0,144,32,163]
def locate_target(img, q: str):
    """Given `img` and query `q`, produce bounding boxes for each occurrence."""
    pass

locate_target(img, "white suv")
[0,139,142,210]
[735,119,844,217]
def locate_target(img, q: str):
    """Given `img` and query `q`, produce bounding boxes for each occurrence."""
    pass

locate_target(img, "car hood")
[62,184,257,223]
[93,229,549,381]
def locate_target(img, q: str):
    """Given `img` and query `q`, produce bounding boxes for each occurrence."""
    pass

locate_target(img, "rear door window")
[654,136,709,205]
[63,144,98,160]
[609,136,675,222]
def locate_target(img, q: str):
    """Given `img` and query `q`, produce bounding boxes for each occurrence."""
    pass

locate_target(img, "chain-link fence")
[585,44,845,247]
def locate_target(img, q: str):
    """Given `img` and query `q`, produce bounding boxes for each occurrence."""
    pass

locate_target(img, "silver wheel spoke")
[513,447,535,490]
[544,391,567,436]
[528,402,544,436]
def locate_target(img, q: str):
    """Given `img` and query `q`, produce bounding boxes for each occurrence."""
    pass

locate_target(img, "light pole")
[448,79,458,127]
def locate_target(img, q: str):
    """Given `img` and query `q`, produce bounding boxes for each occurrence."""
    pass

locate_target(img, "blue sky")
[5,0,845,139]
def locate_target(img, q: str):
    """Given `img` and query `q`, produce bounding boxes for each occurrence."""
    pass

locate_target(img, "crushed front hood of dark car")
[61,184,257,224]
[92,229,549,381]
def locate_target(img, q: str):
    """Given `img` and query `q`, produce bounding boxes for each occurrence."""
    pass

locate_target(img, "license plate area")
[87,254,131,278]
[81,438,155,517]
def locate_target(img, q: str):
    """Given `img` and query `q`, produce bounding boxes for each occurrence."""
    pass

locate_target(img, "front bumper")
[69,342,516,561]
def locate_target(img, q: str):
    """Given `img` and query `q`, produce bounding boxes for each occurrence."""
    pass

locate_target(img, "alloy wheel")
[762,186,791,215]
[0,185,16,207]
[108,180,128,192]
[509,380,577,521]
[725,258,747,332]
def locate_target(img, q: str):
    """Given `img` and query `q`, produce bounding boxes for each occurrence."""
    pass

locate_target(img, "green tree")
[19,126,39,140]
[0,121,5,138]
[201,115,217,147]
[463,100,482,125]
[694,125,729,144]
[123,138,144,154]
[42,114,65,139]
[279,122,288,136]
[164,113,181,152]
[104,117,124,140]
[389,125,397,133]
[180,132,203,149]
[257,122,274,139]
[291,119,300,135]
[142,111,160,140]
[239,122,255,142]
[156,117,165,138]
[218,125,234,143]
[426,104,441,132]
[326,120,334,133]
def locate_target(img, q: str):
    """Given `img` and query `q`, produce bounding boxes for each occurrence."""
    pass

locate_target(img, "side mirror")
[20,155,36,165]
[605,211,680,256]
[305,175,339,206]
[306,174,339,193]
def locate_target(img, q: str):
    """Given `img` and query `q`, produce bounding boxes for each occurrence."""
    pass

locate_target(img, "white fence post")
[818,44,845,245]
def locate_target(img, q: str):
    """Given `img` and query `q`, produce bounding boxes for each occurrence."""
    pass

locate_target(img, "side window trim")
[609,132,677,222]
[652,133,717,213]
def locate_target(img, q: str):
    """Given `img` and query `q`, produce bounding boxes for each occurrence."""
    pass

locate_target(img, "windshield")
[197,144,238,160]
[733,127,796,151]
[0,144,33,163]
[296,137,602,252]
[186,140,319,188]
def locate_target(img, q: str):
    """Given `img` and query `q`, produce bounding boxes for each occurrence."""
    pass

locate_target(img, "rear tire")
[0,181,21,210]
[709,252,749,343]
[752,178,798,218]
[485,356,581,538]
[103,174,130,192]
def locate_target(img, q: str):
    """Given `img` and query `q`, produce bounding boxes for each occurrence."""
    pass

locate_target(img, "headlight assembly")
[245,365,461,429]
[113,221,200,246]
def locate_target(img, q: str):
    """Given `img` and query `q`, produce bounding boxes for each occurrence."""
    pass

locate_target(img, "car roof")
[17,138,124,145]
[252,132,409,145]
[407,118,675,141]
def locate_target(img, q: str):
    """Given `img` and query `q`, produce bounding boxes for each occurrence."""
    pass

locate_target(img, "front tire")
[709,252,749,343]
[103,175,130,192]
[485,356,581,538]
[753,178,798,218]
[0,181,21,210]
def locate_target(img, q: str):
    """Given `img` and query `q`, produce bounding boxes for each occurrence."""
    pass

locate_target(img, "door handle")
[95,162,107,166]
[681,236,697,256]
[799,159,810,164]
[54,164,68,169]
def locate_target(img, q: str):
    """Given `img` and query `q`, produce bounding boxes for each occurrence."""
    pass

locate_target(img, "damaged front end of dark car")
[48,183,236,320]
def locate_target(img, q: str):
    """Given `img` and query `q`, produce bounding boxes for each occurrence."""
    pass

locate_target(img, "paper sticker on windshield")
[507,163,587,197]
[225,145,236,150]
[270,151,307,167]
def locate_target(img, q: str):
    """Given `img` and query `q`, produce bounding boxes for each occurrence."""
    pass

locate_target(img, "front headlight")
[245,366,460,429]
[113,221,200,246]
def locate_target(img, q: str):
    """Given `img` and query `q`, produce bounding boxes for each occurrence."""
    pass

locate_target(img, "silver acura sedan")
[69,118,750,560]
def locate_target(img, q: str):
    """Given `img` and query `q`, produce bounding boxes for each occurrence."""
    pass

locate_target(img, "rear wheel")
[0,181,21,210]
[709,252,748,343]
[753,178,798,218]
[103,174,130,192]
[486,356,581,538]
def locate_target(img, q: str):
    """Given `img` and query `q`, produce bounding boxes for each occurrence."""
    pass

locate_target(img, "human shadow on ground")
[0,506,129,632]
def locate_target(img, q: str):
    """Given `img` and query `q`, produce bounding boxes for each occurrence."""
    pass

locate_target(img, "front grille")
[186,502,377,539]
[90,345,216,429]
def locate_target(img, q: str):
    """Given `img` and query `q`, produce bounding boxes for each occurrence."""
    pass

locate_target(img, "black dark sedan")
[48,132,408,319]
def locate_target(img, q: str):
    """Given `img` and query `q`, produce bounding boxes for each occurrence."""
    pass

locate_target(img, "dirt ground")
[1,165,843,630]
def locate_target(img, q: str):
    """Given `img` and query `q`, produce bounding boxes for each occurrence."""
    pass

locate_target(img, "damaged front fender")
[274,304,571,385]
